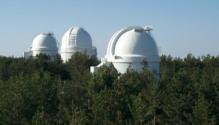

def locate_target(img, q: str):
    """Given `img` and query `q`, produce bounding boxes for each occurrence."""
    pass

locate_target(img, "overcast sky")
[0,0,218,58]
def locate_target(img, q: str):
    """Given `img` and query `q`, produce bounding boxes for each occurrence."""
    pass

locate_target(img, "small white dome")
[60,27,97,62]
[61,27,92,51]
[31,33,58,57]
[32,33,58,51]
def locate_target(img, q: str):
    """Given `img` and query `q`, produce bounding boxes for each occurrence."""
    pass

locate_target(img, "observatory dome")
[91,26,160,77]
[60,27,97,62]
[31,33,58,57]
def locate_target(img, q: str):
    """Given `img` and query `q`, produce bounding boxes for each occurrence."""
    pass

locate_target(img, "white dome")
[60,27,97,62]
[61,27,92,51]
[31,33,58,57]
[103,26,160,76]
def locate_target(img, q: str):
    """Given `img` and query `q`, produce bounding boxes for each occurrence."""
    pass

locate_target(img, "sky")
[0,0,218,58]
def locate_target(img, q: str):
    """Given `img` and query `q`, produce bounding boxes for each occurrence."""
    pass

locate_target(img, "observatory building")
[23,26,159,77]
[24,33,58,58]
[60,27,97,62]
[90,26,160,77]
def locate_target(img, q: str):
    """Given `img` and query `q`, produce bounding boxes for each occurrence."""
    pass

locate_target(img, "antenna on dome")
[144,25,153,32]
[47,32,54,36]
[41,32,54,36]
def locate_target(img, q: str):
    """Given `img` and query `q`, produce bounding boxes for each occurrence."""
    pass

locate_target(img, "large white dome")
[91,26,160,78]
[60,27,97,62]
[106,26,159,62]
[31,33,58,57]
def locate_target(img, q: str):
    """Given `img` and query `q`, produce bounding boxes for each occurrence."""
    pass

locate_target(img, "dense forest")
[0,53,219,125]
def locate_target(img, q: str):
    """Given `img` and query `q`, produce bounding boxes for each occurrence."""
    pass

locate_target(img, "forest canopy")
[0,53,219,125]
